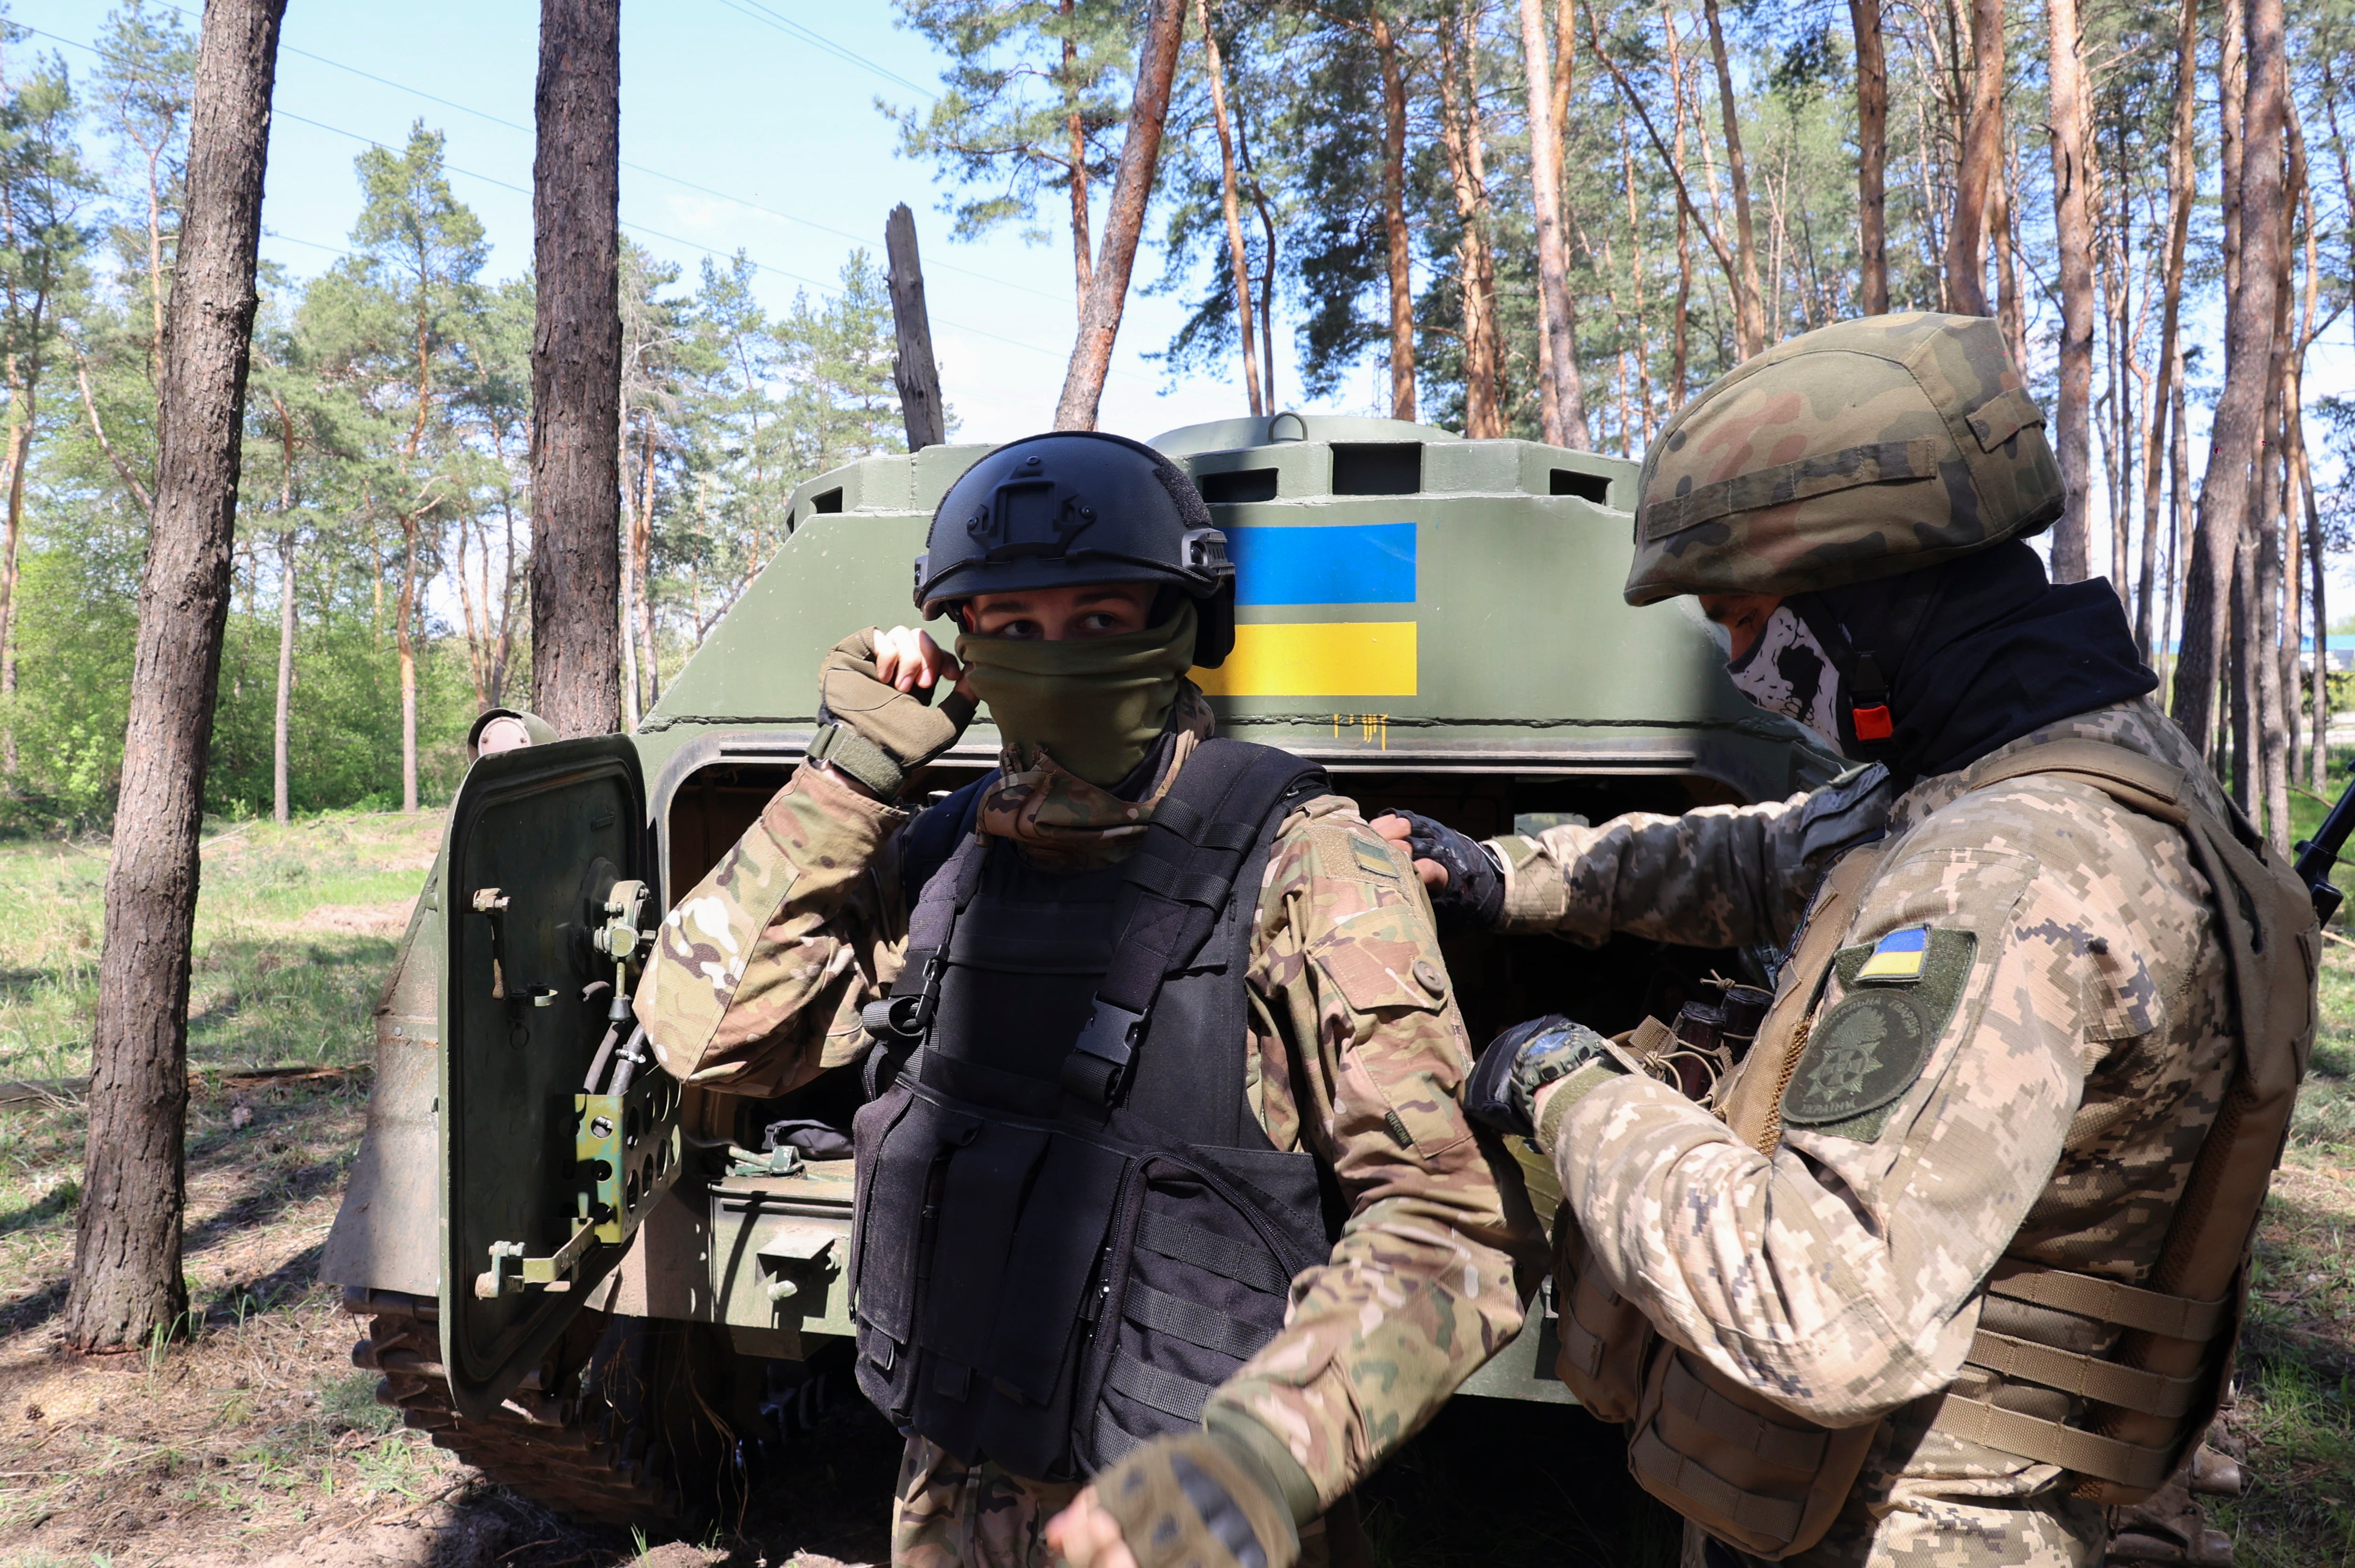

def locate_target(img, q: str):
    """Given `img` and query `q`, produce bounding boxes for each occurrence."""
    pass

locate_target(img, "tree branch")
[74,346,155,517]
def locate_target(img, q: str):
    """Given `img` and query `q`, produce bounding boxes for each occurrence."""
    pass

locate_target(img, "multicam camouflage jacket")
[635,727,1534,1516]
[1497,698,2240,1566]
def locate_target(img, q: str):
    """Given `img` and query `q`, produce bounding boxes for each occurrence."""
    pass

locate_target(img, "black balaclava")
[1742,541,2159,788]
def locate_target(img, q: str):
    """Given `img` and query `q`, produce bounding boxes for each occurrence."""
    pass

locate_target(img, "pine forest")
[1,0,2351,842]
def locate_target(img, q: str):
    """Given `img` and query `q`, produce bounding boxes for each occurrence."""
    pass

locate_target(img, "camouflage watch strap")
[1510,1019,1630,1130]
[805,722,905,799]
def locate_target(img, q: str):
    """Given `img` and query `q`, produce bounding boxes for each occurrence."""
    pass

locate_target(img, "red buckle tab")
[1852,704,1894,742]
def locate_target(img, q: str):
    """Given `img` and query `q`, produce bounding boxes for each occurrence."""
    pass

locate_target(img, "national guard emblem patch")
[1783,993,1930,1124]
[1783,928,1978,1139]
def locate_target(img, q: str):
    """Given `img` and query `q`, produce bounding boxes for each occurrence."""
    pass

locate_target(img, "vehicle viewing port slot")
[1331,443,1422,496]
[1550,468,1612,504]
[807,487,844,516]
[1199,468,1280,505]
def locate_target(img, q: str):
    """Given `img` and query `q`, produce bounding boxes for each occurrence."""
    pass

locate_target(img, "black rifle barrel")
[2294,774,2355,926]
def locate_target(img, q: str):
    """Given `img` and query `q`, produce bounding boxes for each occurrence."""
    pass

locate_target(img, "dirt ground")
[0,809,2345,1567]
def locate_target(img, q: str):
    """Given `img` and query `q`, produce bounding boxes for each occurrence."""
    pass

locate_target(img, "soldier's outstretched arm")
[1491,764,1891,948]
[1539,780,2210,1427]
[1202,797,1541,1518]
[633,627,972,1098]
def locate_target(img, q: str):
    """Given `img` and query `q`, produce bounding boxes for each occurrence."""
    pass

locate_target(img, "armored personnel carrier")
[321,412,1834,1526]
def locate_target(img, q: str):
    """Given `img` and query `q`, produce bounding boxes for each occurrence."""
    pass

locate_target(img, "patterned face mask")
[1725,604,1845,752]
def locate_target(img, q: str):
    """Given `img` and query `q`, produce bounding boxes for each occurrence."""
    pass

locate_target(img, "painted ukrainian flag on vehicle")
[1192,523,1419,697]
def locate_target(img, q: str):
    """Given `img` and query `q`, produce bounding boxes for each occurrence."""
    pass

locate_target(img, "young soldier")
[1381,314,2315,1567]
[636,431,1534,1568]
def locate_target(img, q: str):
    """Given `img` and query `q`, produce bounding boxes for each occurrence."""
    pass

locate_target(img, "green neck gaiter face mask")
[957,600,1199,788]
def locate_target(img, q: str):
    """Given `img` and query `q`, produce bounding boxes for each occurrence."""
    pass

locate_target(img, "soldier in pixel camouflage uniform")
[636,431,1536,1568]
[1381,314,2317,1568]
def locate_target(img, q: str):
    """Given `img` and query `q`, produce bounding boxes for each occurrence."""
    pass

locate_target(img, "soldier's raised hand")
[807,627,979,800]
[871,623,970,700]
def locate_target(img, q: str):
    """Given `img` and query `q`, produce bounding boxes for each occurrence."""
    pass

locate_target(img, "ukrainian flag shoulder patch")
[1856,926,1931,983]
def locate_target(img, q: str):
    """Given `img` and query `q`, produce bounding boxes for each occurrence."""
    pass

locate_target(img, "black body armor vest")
[849,741,1337,1480]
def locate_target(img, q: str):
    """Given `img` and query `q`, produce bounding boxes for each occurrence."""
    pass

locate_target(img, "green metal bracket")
[473,1067,683,1298]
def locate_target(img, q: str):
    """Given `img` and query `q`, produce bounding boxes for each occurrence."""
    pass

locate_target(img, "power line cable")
[709,0,940,102]
[263,105,1120,374]
[31,13,1068,306]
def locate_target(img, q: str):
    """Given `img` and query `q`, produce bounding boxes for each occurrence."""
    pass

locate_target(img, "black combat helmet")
[914,430,1237,667]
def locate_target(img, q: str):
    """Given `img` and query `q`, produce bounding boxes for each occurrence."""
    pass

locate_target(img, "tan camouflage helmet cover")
[1624,312,2064,606]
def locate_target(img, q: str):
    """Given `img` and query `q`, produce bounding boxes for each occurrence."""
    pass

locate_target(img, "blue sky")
[18,0,1338,445]
[16,0,2355,615]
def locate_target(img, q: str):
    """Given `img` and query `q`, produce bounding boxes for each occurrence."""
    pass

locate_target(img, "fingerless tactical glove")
[1374,807,1505,932]
[1465,1014,1625,1139]
[807,629,978,800]
[1091,1429,1302,1568]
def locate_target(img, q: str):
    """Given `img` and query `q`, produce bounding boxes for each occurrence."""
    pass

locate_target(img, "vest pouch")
[1627,1341,1876,1560]
[849,1080,972,1424]
[961,1125,1136,1480]
[1549,1205,1650,1423]
[1075,1152,1313,1473]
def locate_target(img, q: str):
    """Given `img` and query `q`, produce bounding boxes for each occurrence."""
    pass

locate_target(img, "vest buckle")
[1063,999,1147,1102]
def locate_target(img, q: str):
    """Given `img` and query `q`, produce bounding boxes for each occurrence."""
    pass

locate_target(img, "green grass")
[2220,927,2355,1565]
[0,812,430,1086]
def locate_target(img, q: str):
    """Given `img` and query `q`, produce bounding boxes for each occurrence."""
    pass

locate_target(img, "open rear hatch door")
[437,736,678,1420]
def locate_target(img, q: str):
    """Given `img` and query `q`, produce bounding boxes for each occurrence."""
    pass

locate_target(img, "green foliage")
[884,0,1136,270]
[0,42,903,825]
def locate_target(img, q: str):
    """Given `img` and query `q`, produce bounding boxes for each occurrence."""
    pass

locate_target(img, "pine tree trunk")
[1994,138,2025,365]
[2232,559,2252,806]
[2300,400,2327,789]
[1520,0,1583,447]
[2162,344,2189,699]
[1056,0,1187,430]
[635,424,661,709]
[1373,7,1416,422]
[399,523,419,814]
[1942,0,2003,315]
[1196,0,1262,418]
[2256,157,2296,847]
[0,391,31,780]
[883,203,947,449]
[2136,0,2198,663]
[1435,3,1503,437]
[1701,0,1764,353]
[2170,0,2286,762]
[2045,0,2096,581]
[1061,0,1094,305]
[2257,367,2290,849]
[273,530,294,825]
[64,0,283,1355]
[529,0,623,738]
[1849,0,1888,316]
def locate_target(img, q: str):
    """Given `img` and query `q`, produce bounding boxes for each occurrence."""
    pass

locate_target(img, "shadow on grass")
[0,1182,78,1239]
[0,1080,362,1339]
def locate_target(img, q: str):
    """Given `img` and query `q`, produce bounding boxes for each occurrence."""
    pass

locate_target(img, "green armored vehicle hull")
[321,413,1833,1525]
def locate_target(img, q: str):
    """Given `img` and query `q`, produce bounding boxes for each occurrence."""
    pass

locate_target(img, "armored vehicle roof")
[634,415,1827,805]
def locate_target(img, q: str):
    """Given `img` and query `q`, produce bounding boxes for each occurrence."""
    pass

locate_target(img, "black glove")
[1374,807,1504,933]
[1465,1014,1620,1138]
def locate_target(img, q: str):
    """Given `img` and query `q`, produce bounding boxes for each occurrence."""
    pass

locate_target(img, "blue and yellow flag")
[1856,926,1930,983]
[1194,523,1419,697]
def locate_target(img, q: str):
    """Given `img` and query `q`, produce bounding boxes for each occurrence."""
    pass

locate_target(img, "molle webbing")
[849,738,1337,1482]
[1925,738,2315,1501]
[1585,731,2316,1557]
